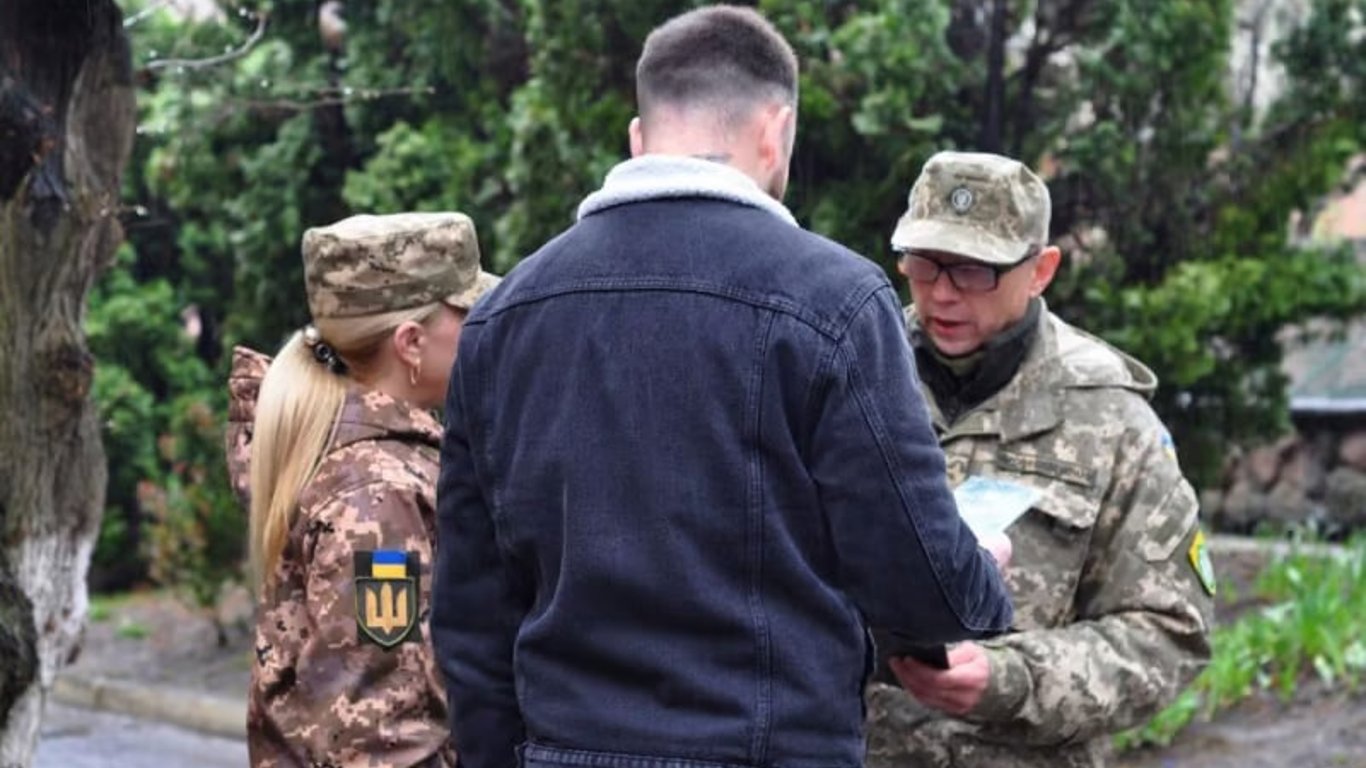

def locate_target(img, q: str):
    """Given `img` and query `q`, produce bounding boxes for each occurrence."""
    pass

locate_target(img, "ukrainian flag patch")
[1160,429,1178,461]
[354,550,419,648]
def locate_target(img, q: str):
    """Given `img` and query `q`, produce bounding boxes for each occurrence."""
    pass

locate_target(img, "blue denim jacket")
[434,158,1013,768]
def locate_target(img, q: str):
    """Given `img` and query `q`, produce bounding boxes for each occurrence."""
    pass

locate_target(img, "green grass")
[1117,536,1366,750]
[89,591,152,638]
[87,592,136,623]
[115,618,150,640]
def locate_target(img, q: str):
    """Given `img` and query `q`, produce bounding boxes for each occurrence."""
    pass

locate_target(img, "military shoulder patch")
[1187,529,1216,596]
[354,550,420,648]
[1159,429,1178,461]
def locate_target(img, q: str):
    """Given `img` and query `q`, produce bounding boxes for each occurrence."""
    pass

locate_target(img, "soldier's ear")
[1029,246,1062,297]
[390,321,425,369]
[894,252,911,280]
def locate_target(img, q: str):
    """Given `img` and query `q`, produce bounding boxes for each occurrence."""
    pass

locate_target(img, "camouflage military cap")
[891,151,1051,265]
[302,212,499,319]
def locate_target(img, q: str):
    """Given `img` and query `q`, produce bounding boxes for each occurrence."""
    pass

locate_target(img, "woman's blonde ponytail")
[247,303,444,587]
[248,331,346,587]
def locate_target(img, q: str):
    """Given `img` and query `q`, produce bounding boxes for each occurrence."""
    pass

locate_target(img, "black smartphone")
[896,643,950,669]
[884,631,951,670]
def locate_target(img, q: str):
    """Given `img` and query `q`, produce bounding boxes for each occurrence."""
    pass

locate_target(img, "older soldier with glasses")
[867,151,1215,768]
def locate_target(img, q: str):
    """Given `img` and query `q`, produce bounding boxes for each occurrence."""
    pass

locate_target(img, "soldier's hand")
[888,642,991,717]
[979,531,1012,571]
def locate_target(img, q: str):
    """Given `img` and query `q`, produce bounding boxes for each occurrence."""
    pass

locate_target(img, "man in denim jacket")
[433,8,1014,768]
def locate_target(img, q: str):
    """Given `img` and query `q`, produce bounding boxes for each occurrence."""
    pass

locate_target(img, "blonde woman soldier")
[224,212,499,768]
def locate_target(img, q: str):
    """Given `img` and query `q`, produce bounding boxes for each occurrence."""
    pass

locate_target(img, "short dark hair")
[636,5,798,126]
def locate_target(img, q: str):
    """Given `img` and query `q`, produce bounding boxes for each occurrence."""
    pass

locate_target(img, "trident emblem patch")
[354,550,419,648]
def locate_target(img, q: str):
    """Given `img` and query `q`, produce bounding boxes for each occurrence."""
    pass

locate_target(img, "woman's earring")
[409,361,421,387]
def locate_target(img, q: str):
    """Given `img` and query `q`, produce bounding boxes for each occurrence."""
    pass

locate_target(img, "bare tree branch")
[123,0,171,29]
[235,86,436,114]
[145,10,267,72]
[189,85,436,129]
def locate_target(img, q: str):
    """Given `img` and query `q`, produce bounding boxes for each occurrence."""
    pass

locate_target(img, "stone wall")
[1204,415,1366,535]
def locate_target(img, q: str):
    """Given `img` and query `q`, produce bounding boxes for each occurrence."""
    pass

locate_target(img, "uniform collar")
[331,387,442,451]
[910,298,1042,424]
[988,311,1066,443]
[906,302,1065,444]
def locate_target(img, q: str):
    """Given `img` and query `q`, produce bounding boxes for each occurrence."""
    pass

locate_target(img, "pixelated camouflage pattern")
[226,351,455,768]
[865,305,1214,768]
[226,346,272,509]
[890,151,1051,265]
[303,212,495,320]
[446,270,502,312]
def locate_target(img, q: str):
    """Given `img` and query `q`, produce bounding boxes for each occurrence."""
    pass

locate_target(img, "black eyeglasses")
[898,248,1037,293]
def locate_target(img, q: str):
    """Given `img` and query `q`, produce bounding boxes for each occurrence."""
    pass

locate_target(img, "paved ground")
[34,701,247,768]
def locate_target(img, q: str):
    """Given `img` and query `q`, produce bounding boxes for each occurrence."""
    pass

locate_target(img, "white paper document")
[952,475,1041,539]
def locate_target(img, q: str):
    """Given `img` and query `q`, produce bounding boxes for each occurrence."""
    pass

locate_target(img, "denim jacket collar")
[577,154,798,227]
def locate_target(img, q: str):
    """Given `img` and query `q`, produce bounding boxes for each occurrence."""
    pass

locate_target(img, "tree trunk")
[0,0,135,764]
[978,0,1009,153]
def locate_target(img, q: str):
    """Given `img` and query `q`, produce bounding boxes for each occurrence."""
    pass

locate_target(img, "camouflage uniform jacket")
[226,346,455,768]
[865,307,1215,768]
[227,347,271,509]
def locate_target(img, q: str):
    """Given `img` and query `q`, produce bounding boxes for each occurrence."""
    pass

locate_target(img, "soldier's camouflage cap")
[302,212,500,320]
[891,151,1051,266]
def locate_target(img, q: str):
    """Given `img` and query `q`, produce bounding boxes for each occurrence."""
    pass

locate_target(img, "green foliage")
[343,119,475,213]
[88,246,196,590]
[1020,0,1364,487]
[489,1,695,269]
[139,393,244,644]
[343,118,508,269]
[87,600,113,624]
[87,245,243,604]
[1117,537,1366,750]
[96,0,1366,601]
[89,362,158,589]
[772,0,1366,487]
[115,619,151,641]
[1090,246,1366,482]
[766,0,962,266]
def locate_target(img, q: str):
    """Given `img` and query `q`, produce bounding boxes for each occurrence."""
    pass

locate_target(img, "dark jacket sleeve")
[807,285,1013,642]
[432,327,529,768]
